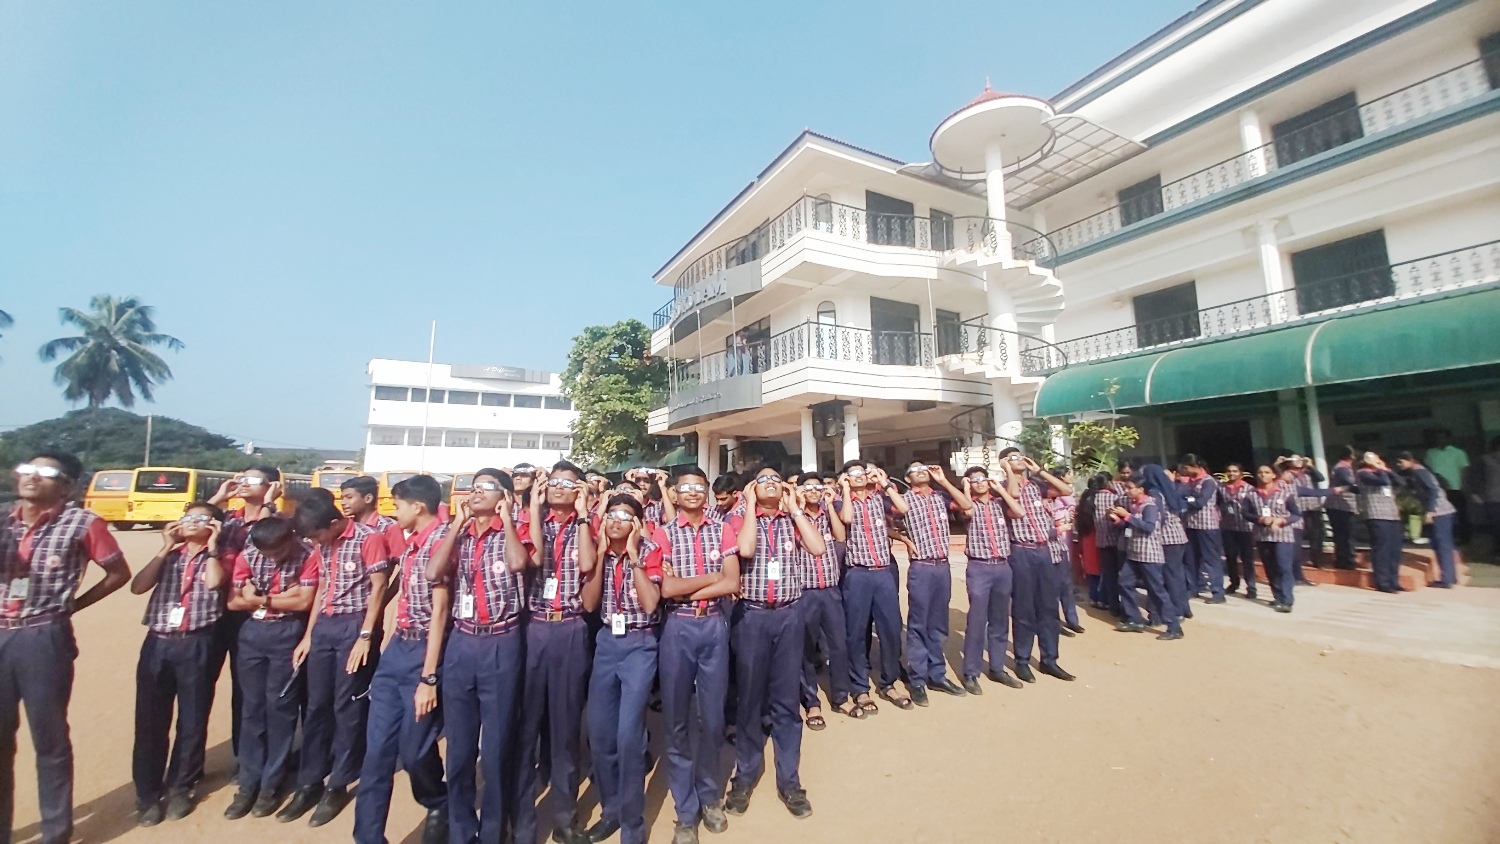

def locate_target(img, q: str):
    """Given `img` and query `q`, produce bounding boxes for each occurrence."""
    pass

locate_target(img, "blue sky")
[0,0,1192,449]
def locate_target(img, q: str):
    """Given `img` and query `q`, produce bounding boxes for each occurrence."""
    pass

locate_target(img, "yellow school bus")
[127,467,236,529]
[312,465,361,497]
[377,471,422,516]
[449,472,475,516]
[85,470,136,525]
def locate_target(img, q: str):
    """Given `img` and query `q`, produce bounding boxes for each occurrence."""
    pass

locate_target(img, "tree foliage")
[38,295,184,408]
[560,319,667,467]
[1020,419,1140,480]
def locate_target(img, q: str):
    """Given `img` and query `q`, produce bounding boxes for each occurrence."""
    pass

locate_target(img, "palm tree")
[39,295,185,408]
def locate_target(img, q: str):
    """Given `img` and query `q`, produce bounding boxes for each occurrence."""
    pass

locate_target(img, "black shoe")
[929,677,966,697]
[1274,603,1293,614]
[1226,583,1241,594]
[1014,664,1036,683]
[423,808,449,844]
[1182,610,1194,620]
[1063,622,1086,634]
[1376,586,1399,594]
[586,819,621,843]
[1428,581,1453,589]
[962,677,983,695]
[909,684,930,707]
[164,792,194,821]
[1059,625,1075,637]
[1204,596,1226,604]
[778,787,813,819]
[250,790,283,818]
[1156,630,1184,641]
[701,801,728,833]
[986,669,1023,689]
[276,784,321,822]
[1296,579,1318,587]
[1114,621,1146,633]
[1039,662,1075,681]
[724,786,751,816]
[673,823,700,844]
[309,785,350,827]
[138,802,164,827]
[224,787,257,820]
[551,828,590,844]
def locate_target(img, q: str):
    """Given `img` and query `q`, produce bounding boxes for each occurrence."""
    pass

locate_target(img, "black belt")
[147,627,214,640]
[741,599,799,610]
[530,609,582,623]
[455,615,522,636]
[0,612,67,631]
[671,604,720,618]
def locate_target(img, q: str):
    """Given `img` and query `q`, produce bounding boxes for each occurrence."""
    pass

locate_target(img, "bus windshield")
[136,471,191,493]
[318,473,356,489]
[386,473,418,486]
[91,471,133,492]
[453,474,473,491]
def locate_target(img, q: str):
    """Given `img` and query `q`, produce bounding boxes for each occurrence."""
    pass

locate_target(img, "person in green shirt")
[1425,430,1470,542]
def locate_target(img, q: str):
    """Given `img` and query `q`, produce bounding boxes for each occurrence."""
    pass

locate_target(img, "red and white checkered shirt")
[797,508,841,589]
[1006,478,1056,544]
[1183,476,1221,530]
[312,520,391,617]
[526,509,595,615]
[1092,488,1123,549]
[454,518,528,625]
[733,511,804,605]
[843,492,892,569]
[1045,496,1076,565]
[1251,486,1302,543]
[902,488,952,562]
[1119,497,1165,564]
[646,514,738,612]
[359,511,406,562]
[2,504,124,619]
[964,495,1012,561]
[231,537,318,621]
[1155,494,1188,546]
[396,519,449,634]
[601,539,663,631]
[142,545,224,634]
[1356,469,1401,521]
[1220,481,1256,532]
[644,500,666,527]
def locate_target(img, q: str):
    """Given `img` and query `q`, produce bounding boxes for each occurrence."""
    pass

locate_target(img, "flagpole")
[419,320,436,473]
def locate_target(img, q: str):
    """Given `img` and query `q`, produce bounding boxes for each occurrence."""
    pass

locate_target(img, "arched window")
[813,194,833,231]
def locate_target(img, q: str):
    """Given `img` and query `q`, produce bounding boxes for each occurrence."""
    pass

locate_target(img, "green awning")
[1034,286,1500,417]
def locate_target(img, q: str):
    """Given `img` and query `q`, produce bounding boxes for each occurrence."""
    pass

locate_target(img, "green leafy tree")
[38,295,184,408]
[561,319,667,467]
[1022,419,1140,483]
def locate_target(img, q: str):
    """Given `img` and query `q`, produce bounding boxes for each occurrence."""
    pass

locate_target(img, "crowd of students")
[0,443,1462,844]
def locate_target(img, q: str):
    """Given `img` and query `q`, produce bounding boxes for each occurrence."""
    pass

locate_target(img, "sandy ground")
[9,531,1500,844]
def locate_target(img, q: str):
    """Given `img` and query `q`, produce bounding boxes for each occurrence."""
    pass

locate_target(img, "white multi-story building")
[648,0,1500,479]
[363,359,576,474]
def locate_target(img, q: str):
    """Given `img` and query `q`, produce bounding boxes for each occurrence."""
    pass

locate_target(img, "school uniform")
[1092,488,1124,614]
[353,521,450,844]
[1007,478,1062,668]
[0,503,125,843]
[1290,467,1327,572]
[229,533,318,798]
[440,516,526,844]
[1325,461,1360,570]
[588,542,663,844]
[1219,481,1258,598]
[729,510,806,800]
[209,506,265,761]
[647,515,737,826]
[1045,496,1080,627]
[962,495,1012,681]
[1155,495,1190,622]
[1116,498,1180,635]
[359,510,408,564]
[1251,486,1302,607]
[133,544,224,811]
[796,508,850,713]
[1357,469,1404,591]
[1409,465,1459,586]
[899,487,955,690]
[1182,475,1225,599]
[516,509,595,844]
[839,492,904,695]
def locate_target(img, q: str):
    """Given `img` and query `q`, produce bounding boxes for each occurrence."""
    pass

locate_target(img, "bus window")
[136,471,191,494]
[91,471,134,492]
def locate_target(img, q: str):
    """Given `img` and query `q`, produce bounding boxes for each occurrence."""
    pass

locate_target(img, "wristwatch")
[420,674,439,686]
[358,630,373,642]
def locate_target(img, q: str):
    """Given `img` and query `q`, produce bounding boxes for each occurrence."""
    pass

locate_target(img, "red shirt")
[359,510,407,561]
[3,503,124,619]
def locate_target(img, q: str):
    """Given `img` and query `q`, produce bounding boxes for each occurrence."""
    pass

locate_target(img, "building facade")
[648,0,1500,480]
[363,359,576,475]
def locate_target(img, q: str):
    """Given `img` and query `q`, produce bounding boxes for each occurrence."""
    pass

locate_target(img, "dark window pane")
[374,386,408,401]
[1132,282,1201,348]
[514,395,543,409]
[1291,230,1392,314]
[481,393,511,406]
[409,388,426,402]
[936,309,962,357]
[1118,175,1164,226]
[427,390,446,403]
[1482,31,1500,90]
[866,191,916,247]
[447,390,479,405]
[136,471,190,493]
[1272,93,1363,166]
[544,396,572,410]
[931,209,954,251]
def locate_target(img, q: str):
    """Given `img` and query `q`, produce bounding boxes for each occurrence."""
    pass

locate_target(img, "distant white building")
[363,359,577,474]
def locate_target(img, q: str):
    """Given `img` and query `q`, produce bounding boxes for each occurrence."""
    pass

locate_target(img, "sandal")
[877,686,914,711]
[805,713,827,731]
[835,700,867,720]
[854,694,879,716]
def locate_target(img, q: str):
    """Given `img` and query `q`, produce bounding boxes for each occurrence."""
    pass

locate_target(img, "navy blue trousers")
[1259,541,1296,607]
[299,612,377,790]
[1431,513,1458,586]
[961,560,1011,680]
[1187,528,1225,599]
[841,566,902,693]
[133,630,214,808]
[658,611,729,824]
[1053,553,1080,627]
[1223,530,1257,595]
[798,587,850,710]
[903,561,952,687]
[237,617,305,794]
[353,634,446,844]
[207,611,245,759]
[516,617,590,843]
[1163,544,1189,621]
[443,627,523,844]
[730,602,804,795]
[588,628,657,844]
[1368,519,1405,591]
[1119,560,1179,634]
[1010,544,1060,666]
[0,619,77,844]
[1097,545,1123,614]
[1328,510,1357,569]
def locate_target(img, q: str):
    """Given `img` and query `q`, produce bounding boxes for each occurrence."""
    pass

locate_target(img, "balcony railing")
[1025,53,1496,257]
[653,301,672,331]
[938,314,1070,376]
[1031,240,1500,375]
[765,321,936,369]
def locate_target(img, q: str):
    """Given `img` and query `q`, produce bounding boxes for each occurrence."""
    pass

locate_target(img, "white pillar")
[702,432,720,480]
[1306,386,1329,482]
[984,142,1012,255]
[992,384,1023,445]
[841,406,861,463]
[800,407,818,473]
[1238,110,1266,173]
[1256,220,1288,321]
[1277,388,1307,456]
[986,280,1018,374]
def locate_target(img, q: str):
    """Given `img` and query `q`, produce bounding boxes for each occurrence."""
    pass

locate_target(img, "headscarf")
[1138,463,1185,515]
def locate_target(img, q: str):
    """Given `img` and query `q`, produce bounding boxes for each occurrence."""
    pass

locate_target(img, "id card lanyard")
[169,547,205,629]
[611,553,629,636]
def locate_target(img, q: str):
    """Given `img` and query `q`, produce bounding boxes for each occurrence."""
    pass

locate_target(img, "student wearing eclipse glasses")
[2,453,131,844]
